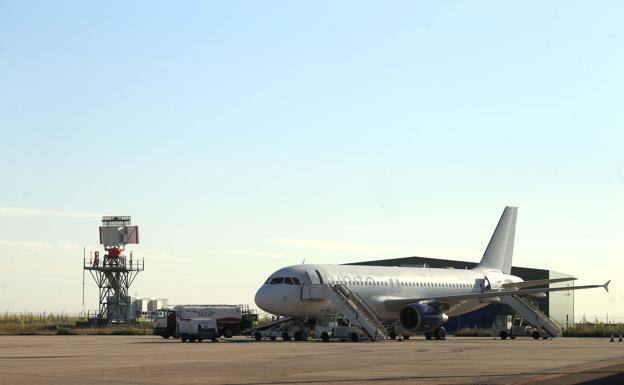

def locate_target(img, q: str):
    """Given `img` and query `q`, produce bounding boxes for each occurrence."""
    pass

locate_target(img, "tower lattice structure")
[84,216,144,323]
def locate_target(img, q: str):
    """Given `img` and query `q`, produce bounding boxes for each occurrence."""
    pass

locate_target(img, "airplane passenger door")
[306,269,324,285]
[302,269,325,300]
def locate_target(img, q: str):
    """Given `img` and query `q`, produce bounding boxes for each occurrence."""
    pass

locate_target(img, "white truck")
[314,315,369,342]
[491,315,547,340]
[154,305,256,339]
[178,318,219,343]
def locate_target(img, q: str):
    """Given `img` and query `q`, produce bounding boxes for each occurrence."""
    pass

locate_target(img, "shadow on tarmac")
[225,369,624,385]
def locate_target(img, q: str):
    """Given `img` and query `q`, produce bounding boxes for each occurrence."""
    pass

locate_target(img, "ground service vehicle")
[491,315,546,340]
[251,315,370,342]
[154,304,257,339]
[178,318,218,342]
[314,316,369,342]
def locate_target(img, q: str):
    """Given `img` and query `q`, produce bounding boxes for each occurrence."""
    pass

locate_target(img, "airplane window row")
[266,277,301,285]
[329,279,472,288]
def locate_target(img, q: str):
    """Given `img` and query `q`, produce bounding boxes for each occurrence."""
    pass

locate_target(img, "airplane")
[254,206,610,339]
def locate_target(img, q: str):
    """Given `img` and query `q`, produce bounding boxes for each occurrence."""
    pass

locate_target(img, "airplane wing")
[384,281,609,312]
[500,277,577,290]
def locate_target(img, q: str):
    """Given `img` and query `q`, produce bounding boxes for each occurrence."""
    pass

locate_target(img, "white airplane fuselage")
[254,263,523,320]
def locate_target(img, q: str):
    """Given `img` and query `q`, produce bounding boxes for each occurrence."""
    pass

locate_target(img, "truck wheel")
[254,332,262,341]
[425,332,433,340]
[321,332,330,342]
[282,332,291,341]
[212,337,219,342]
[161,334,170,339]
[181,337,188,343]
[197,338,203,343]
[189,337,196,343]
[350,333,359,342]
[499,331,508,340]
[270,336,276,341]
[435,327,447,340]
[222,327,234,339]
[294,331,308,341]
[404,335,410,340]
[389,331,397,340]
[532,331,541,340]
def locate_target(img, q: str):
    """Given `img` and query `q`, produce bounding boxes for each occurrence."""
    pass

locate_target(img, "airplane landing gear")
[425,327,446,340]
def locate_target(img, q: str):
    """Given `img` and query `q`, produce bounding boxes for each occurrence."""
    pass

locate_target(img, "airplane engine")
[399,303,448,333]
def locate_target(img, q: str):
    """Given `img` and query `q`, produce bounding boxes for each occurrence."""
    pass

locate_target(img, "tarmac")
[0,336,623,385]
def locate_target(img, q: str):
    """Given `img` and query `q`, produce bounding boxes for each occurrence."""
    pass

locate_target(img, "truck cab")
[154,309,177,338]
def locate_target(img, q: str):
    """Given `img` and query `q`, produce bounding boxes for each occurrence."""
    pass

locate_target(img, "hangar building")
[350,256,574,333]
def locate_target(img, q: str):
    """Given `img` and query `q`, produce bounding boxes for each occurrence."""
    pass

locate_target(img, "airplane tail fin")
[476,206,517,274]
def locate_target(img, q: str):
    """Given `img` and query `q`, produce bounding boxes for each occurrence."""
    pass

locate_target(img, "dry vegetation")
[563,323,624,337]
[0,312,153,335]
[454,324,624,338]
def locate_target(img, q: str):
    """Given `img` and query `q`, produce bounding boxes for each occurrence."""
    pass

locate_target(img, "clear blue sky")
[1,1,623,320]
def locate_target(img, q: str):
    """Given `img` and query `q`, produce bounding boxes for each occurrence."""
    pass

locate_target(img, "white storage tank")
[134,298,150,314]
[148,298,162,312]
[148,298,169,312]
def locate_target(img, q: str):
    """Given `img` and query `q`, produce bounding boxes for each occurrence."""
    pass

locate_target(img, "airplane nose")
[254,286,274,313]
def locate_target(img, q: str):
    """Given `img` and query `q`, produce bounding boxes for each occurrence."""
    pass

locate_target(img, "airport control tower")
[84,216,144,323]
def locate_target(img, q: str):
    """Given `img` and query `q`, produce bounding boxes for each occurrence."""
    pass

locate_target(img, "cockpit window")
[267,276,302,285]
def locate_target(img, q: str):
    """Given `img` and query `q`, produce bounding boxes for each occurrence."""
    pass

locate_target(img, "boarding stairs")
[501,295,563,337]
[302,284,387,340]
